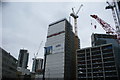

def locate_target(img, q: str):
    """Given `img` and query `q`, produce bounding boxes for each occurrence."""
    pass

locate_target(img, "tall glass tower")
[17,49,29,69]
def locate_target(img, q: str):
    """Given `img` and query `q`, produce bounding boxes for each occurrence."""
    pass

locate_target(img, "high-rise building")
[77,44,119,80]
[32,58,43,80]
[0,47,18,79]
[17,49,30,76]
[91,33,120,79]
[17,49,29,69]
[32,58,43,73]
[91,33,119,47]
[44,18,80,80]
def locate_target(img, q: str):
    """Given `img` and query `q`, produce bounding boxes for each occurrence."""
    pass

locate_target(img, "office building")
[32,58,43,73]
[91,33,119,47]
[0,47,18,79]
[17,49,29,69]
[77,44,119,80]
[44,18,80,80]
[91,33,120,79]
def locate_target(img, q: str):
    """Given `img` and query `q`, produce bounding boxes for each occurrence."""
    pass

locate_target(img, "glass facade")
[17,49,29,69]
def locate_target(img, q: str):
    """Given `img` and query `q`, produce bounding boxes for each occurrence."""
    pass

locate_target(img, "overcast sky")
[1,1,115,70]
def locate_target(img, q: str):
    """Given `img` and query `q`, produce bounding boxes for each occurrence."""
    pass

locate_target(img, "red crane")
[90,14,120,43]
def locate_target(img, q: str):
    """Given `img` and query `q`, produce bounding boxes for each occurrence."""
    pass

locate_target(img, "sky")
[1,0,115,70]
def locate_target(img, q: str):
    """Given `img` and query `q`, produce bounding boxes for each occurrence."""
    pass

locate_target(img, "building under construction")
[77,43,119,80]
[91,33,120,79]
[32,58,43,73]
[44,18,80,80]
[77,33,120,80]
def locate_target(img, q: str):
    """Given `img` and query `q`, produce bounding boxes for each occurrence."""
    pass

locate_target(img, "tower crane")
[105,1,119,31]
[34,41,43,59]
[32,41,43,73]
[90,14,120,43]
[70,4,83,36]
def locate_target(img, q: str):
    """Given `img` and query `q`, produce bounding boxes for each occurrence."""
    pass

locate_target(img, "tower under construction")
[77,43,119,80]
[44,18,80,80]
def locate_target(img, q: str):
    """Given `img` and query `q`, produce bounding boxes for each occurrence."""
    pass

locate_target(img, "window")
[45,46,53,55]
[56,44,61,47]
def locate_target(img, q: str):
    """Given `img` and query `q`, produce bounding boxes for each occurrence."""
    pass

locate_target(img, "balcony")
[104,62,115,66]
[103,53,114,58]
[103,57,115,62]
[92,55,101,59]
[105,72,117,77]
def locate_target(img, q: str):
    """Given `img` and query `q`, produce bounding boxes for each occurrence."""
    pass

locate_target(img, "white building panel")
[47,21,65,36]
[46,33,65,54]
[46,33,65,45]
[45,53,64,78]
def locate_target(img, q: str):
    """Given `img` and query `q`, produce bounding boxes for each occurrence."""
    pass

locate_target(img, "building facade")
[91,33,119,47]
[17,49,29,69]
[44,18,80,80]
[91,33,120,79]
[77,44,119,80]
[0,47,18,79]
[32,58,43,73]
[17,49,30,76]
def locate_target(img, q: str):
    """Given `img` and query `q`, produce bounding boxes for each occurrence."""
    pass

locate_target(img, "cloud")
[2,1,115,70]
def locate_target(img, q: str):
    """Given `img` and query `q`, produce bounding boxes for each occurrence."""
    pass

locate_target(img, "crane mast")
[90,14,120,43]
[105,1,119,31]
[34,41,43,59]
[32,41,43,73]
[70,4,83,36]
